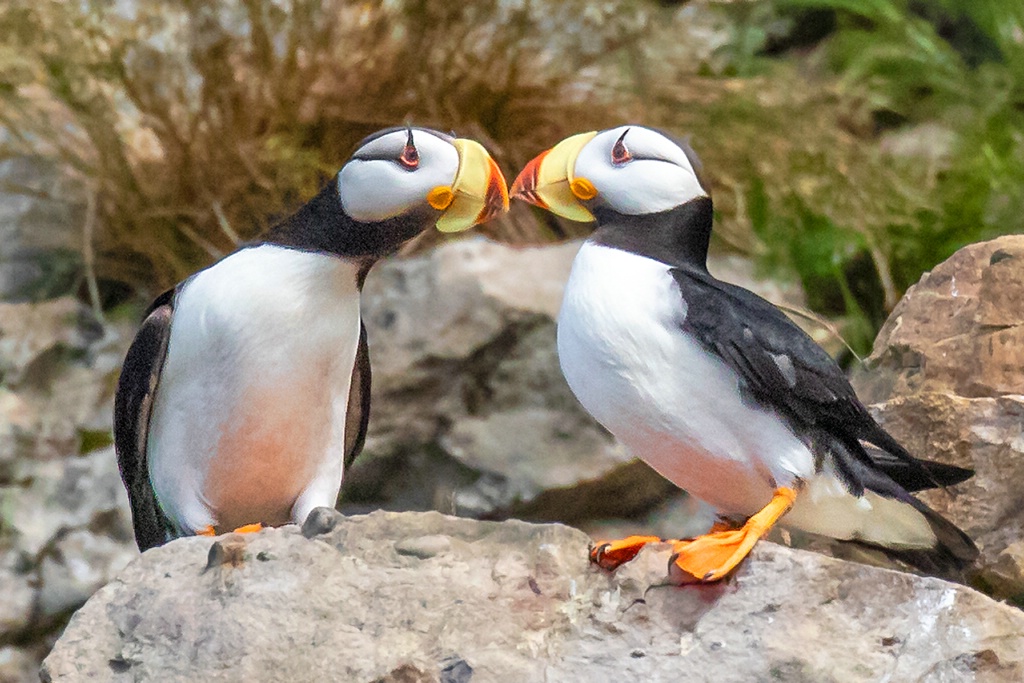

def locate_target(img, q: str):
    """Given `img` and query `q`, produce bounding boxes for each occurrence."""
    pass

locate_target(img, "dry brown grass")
[0,0,661,295]
[0,0,969,354]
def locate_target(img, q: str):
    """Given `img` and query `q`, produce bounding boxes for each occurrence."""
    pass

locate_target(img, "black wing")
[669,266,966,495]
[670,265,977,571]
[342,321,372,469]
[113,290,176,551]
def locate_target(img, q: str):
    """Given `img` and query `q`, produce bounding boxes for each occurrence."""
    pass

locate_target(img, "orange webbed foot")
[195,523,263,538]
[589,535,665,571]
[671,487,797,582]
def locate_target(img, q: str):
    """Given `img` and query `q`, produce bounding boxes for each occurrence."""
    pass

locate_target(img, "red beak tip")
[509,176,534,203]
[510,151,548,206]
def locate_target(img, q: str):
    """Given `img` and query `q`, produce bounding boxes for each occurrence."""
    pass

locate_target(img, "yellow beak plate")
[434,139,509,233]
[510,131,597,222]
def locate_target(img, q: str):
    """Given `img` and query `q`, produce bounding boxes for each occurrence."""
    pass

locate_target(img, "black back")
[263,177,436,260]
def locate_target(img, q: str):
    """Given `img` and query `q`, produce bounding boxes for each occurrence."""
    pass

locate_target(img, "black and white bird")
[115,127,508,551]
[511,125,976,581]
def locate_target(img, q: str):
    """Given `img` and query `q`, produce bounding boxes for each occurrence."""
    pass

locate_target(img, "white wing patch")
[771,353,797,387]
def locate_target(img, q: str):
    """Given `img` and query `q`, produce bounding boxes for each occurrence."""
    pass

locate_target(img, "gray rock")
[0,298,136,674]
[0,297,119,470]
[0,645,39,683]
[349,239,662,521]
[0,549,34,639]
[0,297,97,387]
[42,510,1024,682]
[7,447,132,558]
[0,154,84,302]
[0,445,136,663]
[36,526,138,621]
[851,236,1024,600]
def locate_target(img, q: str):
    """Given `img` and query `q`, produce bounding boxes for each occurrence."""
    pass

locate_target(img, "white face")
[338,128,460,222]
[574,126,707,215]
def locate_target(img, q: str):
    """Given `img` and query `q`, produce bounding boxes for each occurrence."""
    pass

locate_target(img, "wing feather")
[342,321,371,470]
[669,267,936,489]
[113,290,176,551]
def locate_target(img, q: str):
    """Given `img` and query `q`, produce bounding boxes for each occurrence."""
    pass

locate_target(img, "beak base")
[510,131,597,223]
[435,138,509,233]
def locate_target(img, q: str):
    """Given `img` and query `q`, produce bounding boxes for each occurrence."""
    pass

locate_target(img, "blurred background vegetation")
[1,0,1022,356]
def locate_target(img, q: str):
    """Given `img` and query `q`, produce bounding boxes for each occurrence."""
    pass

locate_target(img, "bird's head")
[510,125,708,223]
[308,126,507,257]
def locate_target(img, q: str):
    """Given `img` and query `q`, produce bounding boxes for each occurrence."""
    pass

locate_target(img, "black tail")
[861,497,979,578]
[862,433,973,493]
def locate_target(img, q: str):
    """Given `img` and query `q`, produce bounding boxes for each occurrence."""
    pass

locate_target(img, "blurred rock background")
[2,0,1024,679]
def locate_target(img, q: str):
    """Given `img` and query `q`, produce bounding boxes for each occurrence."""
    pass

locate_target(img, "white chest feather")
[147,245,361,532]
[556,242,814,515]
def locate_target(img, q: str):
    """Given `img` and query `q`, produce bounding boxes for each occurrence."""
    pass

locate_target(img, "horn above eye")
[611,129,631,165]
[399,130,419,170]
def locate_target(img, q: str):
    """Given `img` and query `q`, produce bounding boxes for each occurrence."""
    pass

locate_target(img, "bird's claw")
[589,534,665,571]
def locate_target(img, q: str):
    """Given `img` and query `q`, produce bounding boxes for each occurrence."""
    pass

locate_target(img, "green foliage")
[78,427,114,454]
[653,0,1024,356]
[765,0,1024,320]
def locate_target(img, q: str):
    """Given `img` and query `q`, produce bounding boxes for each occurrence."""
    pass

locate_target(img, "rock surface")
[856,235,1024,402]
[853,235,1024,601]
[352,239,653,521]
[0,298,135,678]
[43,510,1024,683]
[0,152,84,303]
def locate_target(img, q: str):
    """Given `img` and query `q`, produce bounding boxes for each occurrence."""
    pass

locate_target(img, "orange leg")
[589,517,749,571]
[708,518,742,534]
[195,523,264,537]
[671,487,797,582]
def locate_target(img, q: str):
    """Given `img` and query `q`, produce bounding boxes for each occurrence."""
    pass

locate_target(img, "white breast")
[556,242,815,516]
[147,245,361,533]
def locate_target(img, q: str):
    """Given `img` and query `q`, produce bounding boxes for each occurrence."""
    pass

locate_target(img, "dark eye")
[399,129,419,170]
[611,129,631,165]
[399,143,419,170]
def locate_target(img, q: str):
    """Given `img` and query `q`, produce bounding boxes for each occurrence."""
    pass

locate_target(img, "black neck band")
[262,177,434,263]
[590,196,714,270]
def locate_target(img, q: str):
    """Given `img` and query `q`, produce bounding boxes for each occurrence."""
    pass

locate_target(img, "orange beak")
[510,150,550,209]
[479,154,510,225]
[510,131,598,223]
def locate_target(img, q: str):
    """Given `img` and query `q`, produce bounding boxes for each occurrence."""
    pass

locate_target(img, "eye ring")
[611,129,631,165]
[399,129,419,170]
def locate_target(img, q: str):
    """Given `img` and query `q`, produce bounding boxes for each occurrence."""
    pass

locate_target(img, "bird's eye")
[611,129,631,165]
[399,143,419,170]
[399,129,419,170]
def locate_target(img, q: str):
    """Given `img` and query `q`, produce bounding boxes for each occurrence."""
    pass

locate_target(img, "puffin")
[510,125,977,581]
[115,127,508,551]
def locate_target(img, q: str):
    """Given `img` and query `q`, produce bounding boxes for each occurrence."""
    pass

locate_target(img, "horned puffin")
[115,127,508,550]
[511,125,977,581]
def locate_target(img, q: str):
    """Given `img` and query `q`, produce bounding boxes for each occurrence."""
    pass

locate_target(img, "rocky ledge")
[43,510,1024,683]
